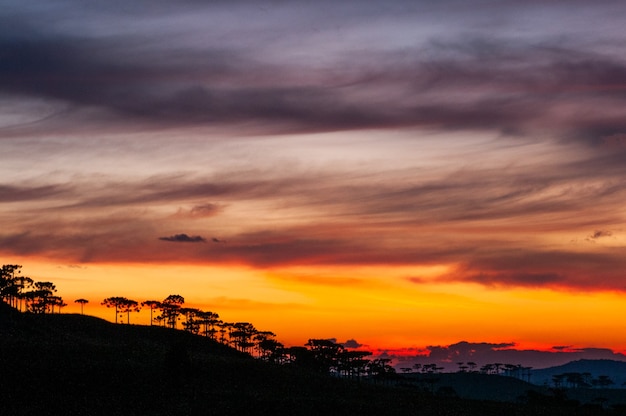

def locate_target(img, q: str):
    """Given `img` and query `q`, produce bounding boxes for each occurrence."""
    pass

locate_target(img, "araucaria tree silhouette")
[74,298,89,314]
[305,339,343,374]
[141,300,161,325]
[24,281,58,313]
[119,299,141,324]
[160,294,184,328]
[2,265,64,314]
[49,295,67,314]
[230,322,258,353]
[13,274,34,312]
[180,307,201,334]
[3,263,392,379]
[0,264,23,308]
[102,296,140,324]
[196,310,220,338]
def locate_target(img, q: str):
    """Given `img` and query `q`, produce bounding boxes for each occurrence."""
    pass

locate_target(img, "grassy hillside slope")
[0,305,619,415]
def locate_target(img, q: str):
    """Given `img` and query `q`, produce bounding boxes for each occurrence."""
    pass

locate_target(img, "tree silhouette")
[367,358,396,384]
[0,264,23,308]
[180,307,201,334]
[24,281,57,313]
[231,322,257,353]
[1,266,62,315]
[74,298,89,314]
[196,310,220,339]
[503,363,523,379]
[480,363,495,374]
[338,349,371,379]
[285,346,318,370]
[305,339,343,374]
[257,337,285,364]
[218,321,232,344]
[14,275,34,312]
[141,300,162,325]
[493,363,503,375]
[102,296,140,324]
[118,298,141,324]
[593,375,614,389]
[552,374,565,388]
[49,295,67,314]
[253,331,277,358]
[160,294,184,328]
[522,366,533,383]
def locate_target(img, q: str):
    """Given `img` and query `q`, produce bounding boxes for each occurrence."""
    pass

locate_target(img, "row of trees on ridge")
[98,294,394,379]
[1,263,398,380]
[1,264,66,314]
[6,263,616,387]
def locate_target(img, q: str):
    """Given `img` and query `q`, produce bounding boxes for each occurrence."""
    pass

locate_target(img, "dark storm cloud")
[159,234,206,243]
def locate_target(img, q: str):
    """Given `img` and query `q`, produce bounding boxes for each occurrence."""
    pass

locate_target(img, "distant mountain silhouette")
[531,359,626,387]
[400,372,543,402]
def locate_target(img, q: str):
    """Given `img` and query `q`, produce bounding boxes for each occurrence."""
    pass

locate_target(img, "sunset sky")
[2,0,626,369]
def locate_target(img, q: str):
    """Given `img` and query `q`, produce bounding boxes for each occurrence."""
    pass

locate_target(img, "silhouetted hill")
[0,306,621,415]
[532,359,626,387]
[399,372,543,402]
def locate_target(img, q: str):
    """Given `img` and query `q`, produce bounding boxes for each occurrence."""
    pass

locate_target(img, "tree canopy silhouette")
[160,294,184,329]
[101,296,140,324]
[74,298,89,314]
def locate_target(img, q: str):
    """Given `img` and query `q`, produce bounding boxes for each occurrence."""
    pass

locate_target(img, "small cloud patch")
[406,276,427,284]
[159,233,206,243]
[602,133,626,148]
[590,230,612,239]
[586,230,613,243]
[341,339,364,349]
[190,203,221,217]
[551,345,572,351]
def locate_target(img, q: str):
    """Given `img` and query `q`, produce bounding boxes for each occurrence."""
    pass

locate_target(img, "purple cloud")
[158,233,206,243]
[589,230,613,240]
[383,341,626,371]
[341,339,364,349]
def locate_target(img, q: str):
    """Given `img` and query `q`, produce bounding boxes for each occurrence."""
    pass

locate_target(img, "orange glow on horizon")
[8,256,626,355]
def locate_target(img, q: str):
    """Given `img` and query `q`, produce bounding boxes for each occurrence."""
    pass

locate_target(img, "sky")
[2,0,626,369]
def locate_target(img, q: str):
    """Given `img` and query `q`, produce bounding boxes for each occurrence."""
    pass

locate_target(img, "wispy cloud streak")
[2,1,626,143]
[2,0,626,293]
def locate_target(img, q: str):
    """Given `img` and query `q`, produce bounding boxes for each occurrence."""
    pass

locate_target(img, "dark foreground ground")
[0,305,623,415]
